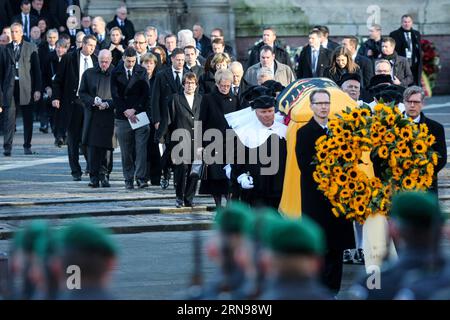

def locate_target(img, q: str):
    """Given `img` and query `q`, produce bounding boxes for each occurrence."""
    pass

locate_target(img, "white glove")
[94,96,102,106]
[223,164,231,180]
[237,173,254,190]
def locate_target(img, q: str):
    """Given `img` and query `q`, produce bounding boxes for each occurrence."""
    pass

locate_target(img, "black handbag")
[190,160,207,179]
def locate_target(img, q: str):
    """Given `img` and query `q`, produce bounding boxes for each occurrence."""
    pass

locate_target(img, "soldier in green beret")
[348,191,447,300]
[201,202,254,299]
[259,215,333,299]
[58,222,118,300]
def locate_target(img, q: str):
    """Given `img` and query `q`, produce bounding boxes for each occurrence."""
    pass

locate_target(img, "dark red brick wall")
[236,35,450,95]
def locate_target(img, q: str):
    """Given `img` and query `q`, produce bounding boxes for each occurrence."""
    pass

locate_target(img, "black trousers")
[3,81,34,151]
[67,99,87,176]
[88,146,108,181]
[321,248,344,295]
[147,123,162,184]
[174,163,198,203]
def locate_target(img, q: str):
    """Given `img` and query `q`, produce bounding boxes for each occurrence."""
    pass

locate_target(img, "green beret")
[215,201,253,234]
[62,222,117,257]
[264,216,325,255]
[15,220,50,254]
[390,191,444,227]
[246,207,282,240]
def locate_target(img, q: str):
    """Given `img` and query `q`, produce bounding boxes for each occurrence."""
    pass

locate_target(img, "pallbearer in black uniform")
[229,95,287,209]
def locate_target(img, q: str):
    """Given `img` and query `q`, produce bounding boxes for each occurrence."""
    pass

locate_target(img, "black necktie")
[24,15,29,38]
[233,86,238,96]
[127,70,132,80]
[175,71,181,91]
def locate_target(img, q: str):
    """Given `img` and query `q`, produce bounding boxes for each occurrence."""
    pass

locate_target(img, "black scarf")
[381,51,397,61]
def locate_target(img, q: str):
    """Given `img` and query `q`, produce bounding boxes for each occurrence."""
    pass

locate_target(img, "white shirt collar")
[352,52,357,61]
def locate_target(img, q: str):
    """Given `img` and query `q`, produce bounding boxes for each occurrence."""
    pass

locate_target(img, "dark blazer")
[110,63,149,121]
[355,54,373,89]
[52,49,98,106]
[185,64,204,80]
[79,65,114,149]
[196,35,211,57]
[151,67,187,141]
[169,93,202,160]
[382,53,413,87]
[419,113,447,194]
[50,0,80,31]
[296,117,355,250]
[106,16,135,45]
[357,39,382,60]
[390,27,422,83]
[324,39,340,51]
[198,70,216,95]
[0,0,13,31]
[95,33,111,55]
[323,65,362,86]
[11,13,38,40]
[42,51,59,89]
[246,41,291,69]
[1,41,41,107]
[38,42,55,88]
[296,45,332,79]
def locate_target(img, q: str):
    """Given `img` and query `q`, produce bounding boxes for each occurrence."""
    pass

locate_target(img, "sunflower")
[426,163,435,176]
[319,164,330,175]
[378,126,387,135]
[360,109,371,117]
[347,181,357,191]
[402,159,414,170]
[380,198,388,211]
[373,104,384,112]
[419,159,429,166]
[386,114,396,126]
[393,167,403,178]
[384,132,396,143]
[328,120,339,129]
[400,147,412,158]
[371,131,381,143]
[378,146,389,159]
[420,123,429,135]
[389,156,398,168]
[335,136,345,145]
[410,169,420,179]
[356,204,366,216]
[342,130,351,139]
[356,182,365,192]
[326,155,336,166]
[336,173,349,186]
[316,135,328,146]
[336,203,346,214]
[350,109,360,121]
[432,153,438,166]
[402,176,415,189]
[340,189,351,199]
[317,151,328,161]
[313,171,322,183]
[332,208,340,218]
[426,135,436,146]
[359,129,368,137]
[413,140,428,154]
[328,183,339,196]
[333,166,343,175]
[347,167,359,180]
[343,151,356,162]
[383,185,392,197]
[399,127,413,141]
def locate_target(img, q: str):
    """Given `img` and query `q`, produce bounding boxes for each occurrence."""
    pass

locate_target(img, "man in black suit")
[79,15,93,36]
[1,22,41,156]
[380,37,413,87]
[358,24,383,61]
[246,26,291,69]
[184,45,204,79]
[389,14,422,85]
[12,0,38,41]
[229,61,248,105]
[52,34,98,180]
[296,29,332,79]
[342,36,374,89]
[92,16,110,54]
[152,48,188,187]
[111,47,150,189]
[50,0,80,33]
[79,49,115,188]
[296,89,355,294]
[403,86,446,194]
[192,23,210,58]
[314,25,339,51]
[169,72,202,207]
[31,0,51,25]
[106,5,135,46]
[203,28,234,59]
[37,28,58,133]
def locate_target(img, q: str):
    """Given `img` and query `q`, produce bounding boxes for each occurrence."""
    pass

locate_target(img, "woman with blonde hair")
[199,52,232,94]
[198,69,239,207]
[324,46,362,86]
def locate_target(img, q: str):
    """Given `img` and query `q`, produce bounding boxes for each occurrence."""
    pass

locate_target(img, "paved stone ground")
[1,96,450,299]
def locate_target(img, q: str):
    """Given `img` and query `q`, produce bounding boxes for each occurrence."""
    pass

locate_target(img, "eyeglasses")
[405,100,422,105]
[135,41,146,44]
[312,101,330,106]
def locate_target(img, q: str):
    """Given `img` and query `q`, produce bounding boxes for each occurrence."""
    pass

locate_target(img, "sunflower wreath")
[313,102,439,224]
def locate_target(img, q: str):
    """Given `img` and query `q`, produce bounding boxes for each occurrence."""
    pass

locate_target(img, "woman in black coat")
[109,27,126,68]
[198,69,239,207]
[323,46,362,87]
[141,52,162,185]
[198,53,231,95]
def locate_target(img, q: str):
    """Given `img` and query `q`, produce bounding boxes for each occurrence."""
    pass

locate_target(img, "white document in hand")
[129,112,150,130]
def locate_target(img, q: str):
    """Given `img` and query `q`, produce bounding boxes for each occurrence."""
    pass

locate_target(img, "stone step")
[0,211,214,240]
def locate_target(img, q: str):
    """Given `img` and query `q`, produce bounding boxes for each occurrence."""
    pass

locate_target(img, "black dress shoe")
[160,178,169,189]
[88,180,100,188]
[39,127,48,134]
[54,138,63,148]
[184,199,194,207]
[72,175,82,181]
[343,249,353,264]
[101,179,111,188]
[125,180,134,189]
[3,150,11,157]
[175,198,183,208]
[136,179,148,188]
[24,148,36,155]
